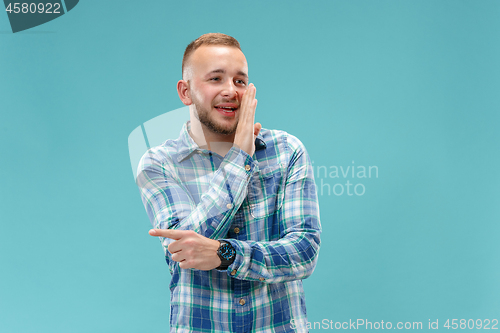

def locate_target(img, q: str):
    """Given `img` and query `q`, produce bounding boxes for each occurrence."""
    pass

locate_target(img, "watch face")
[219,244,235,260]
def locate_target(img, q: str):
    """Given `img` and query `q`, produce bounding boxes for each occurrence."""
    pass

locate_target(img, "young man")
[137,33,321,332]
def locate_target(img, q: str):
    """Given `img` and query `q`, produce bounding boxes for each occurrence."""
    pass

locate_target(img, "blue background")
[1,1,499,332]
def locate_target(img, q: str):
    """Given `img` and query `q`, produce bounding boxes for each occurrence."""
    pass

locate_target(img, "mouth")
[214,104,238,117]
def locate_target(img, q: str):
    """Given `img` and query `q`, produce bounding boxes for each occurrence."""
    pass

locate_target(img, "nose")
[221,80,238,100]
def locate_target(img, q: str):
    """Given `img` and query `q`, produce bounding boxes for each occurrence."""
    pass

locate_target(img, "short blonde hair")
[182,33,241,77]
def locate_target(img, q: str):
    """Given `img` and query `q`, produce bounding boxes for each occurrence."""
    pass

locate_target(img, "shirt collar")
[176,121,267,162]
[176,121,199,162]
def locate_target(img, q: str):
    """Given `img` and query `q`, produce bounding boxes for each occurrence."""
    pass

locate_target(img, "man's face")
[185,45,249,135]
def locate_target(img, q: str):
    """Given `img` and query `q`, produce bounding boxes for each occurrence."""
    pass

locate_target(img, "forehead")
[188,45,248,76]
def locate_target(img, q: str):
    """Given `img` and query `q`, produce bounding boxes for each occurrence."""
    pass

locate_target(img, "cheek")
[205,87,222,101]
[193,86,216,104]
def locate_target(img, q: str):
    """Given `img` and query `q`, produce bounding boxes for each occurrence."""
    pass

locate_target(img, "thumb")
[254,122,262,137]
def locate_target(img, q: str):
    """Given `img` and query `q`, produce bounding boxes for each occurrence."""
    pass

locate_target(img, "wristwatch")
[216,240,236,270]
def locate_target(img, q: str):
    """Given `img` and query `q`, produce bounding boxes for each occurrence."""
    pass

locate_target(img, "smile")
[215,106,236,113]
[214,105,238,117]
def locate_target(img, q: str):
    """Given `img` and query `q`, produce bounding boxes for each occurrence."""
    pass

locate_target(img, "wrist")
[210,239,222,268]
[216,240,236,270]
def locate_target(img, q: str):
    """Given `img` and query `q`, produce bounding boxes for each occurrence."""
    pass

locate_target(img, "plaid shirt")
[137,122,321,333]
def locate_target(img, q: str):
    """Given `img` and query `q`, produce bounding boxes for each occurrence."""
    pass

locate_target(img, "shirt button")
[245,165,251,171]
[239,298,246,306]
[233,227,240,234]
[230,269,237,276]
[259,277,265,281]
[226,203,233,209]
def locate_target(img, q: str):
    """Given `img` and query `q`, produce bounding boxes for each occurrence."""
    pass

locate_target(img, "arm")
[146,134,321,276]
[137,145,255,241]
[224,134,321,283]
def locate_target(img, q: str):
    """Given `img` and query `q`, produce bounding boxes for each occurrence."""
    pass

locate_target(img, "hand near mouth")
[233,83,261,157]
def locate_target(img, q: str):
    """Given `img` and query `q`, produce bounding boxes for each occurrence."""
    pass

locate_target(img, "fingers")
[148,228,184,240]
[242,83,256,102]
[240,84,256,120]
[171,251,185,262]
[254,122,262,137]
[234,83,258,155]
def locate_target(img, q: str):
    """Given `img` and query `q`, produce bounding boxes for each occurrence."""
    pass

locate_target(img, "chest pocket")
[247,164,284,219]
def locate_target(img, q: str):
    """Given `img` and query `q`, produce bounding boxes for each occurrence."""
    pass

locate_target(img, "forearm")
[224,223,321,283]
[138,146,256,241]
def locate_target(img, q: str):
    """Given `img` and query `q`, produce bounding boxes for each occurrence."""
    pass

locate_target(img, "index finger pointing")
[148,228,183,240]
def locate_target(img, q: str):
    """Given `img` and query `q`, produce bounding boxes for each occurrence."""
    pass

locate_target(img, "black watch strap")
[216,240,236,270]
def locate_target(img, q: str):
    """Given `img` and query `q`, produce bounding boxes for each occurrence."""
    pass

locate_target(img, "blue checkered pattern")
[137,122,321,332]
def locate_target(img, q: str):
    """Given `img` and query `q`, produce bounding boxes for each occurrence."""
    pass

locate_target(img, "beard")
[192,98,238,136]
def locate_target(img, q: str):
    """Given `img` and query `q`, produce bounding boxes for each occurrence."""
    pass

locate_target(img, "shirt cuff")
[221,239,268,283]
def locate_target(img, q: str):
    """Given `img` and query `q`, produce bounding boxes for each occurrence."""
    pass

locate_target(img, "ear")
[177,80,192,106]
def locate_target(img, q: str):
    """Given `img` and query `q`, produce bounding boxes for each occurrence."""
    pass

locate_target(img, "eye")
[235,79,247,86]
[209,77,221,82]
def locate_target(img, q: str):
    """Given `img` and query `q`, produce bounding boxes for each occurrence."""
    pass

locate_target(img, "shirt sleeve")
[136,146,256,249]
[223,134,321,283]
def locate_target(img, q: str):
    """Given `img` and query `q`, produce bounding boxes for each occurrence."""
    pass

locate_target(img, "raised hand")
[233,83,261,157]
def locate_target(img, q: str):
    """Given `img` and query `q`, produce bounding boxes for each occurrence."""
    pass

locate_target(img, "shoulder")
[138,137,179,169]
[255,128,310,172]
[259,128,307,154]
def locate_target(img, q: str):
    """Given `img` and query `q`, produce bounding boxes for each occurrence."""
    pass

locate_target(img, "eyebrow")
[206,69,248,78]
